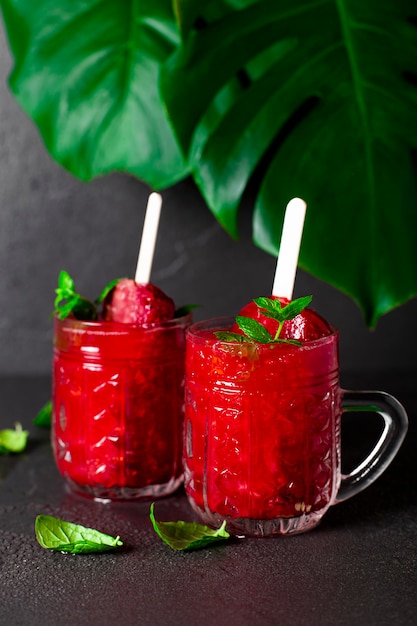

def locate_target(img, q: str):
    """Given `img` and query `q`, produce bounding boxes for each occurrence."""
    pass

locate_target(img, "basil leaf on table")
[0,423,29,454]
[149,503,230,551]
[35,515,123,554]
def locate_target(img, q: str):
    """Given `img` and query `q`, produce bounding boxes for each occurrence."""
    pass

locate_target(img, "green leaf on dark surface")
[161,0,417,326]
[35,515,123,554]
[0,423,29,454]
[0,0,189,188]
[149,503,230,551]
[33,400,52,428]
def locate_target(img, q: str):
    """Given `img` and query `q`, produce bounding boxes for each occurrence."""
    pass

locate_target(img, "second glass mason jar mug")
[183,317,408,537]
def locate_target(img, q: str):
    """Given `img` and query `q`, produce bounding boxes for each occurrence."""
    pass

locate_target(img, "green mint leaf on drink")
[235,316,273,343]
[278,295,313,321]
[217,295,312,345]
[58,269,75,293]
[0,422,29,454]
[35,515,123,554]
[214,331,252,342]
[253,295,313,322]
[149,503,230,551]
[53,270,98,321]
[95,278,124,304]
[33,400,52,428]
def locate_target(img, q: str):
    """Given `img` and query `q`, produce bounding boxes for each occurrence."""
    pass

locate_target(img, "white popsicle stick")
[272,197,307,300]
[134,192,163,284]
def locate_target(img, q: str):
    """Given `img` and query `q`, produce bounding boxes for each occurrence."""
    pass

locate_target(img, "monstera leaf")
[1,0,417,324]
[0,0,189,188]
[162,0,417,326]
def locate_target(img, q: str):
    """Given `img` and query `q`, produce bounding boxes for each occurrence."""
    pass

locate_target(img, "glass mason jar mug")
[52,313,191,501]
[184,317,408,537]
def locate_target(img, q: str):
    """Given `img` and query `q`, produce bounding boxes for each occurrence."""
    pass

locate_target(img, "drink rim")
[54,311,192,333]
[187,315,338,348]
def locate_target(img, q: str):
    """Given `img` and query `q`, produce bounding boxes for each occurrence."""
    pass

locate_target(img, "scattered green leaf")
[33,400,52,428]
[149,503,230,551]
[0,422,29,454]
[35,515,123,554]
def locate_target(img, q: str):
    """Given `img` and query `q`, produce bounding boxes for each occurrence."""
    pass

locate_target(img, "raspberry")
[238,296,332,341]
[103,279,175,325]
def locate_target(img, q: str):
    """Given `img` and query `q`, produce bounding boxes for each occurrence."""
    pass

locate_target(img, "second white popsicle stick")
[272,197,307,300]
[134,192,163,284]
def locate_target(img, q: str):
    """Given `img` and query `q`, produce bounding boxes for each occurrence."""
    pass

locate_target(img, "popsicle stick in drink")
[236,198,331,340]
[184,196,339,534]
[103,192,175,324]
[53,191,190,500]
[272,196,307,300]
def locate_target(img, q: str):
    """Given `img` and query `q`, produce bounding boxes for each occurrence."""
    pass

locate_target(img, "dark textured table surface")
[1,373,416,626]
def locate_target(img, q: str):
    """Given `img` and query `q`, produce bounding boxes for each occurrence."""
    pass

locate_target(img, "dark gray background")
[1,21,417,377]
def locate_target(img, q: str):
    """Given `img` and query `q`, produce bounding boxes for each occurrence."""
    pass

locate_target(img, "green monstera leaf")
[162,0,417,326]
[0,0,189,188]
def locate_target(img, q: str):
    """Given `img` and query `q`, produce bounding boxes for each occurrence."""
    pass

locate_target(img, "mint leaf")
[33,401,52,428]
[174,304,201,318]
[219,295,313,344]
[58,270,75,293]
[35,515,123,554]
[95,278,124,305]
[53,270,97,321]
[254,295,313,323]
[149,503,230,551]
[253,296,283,315]
[214,331,251,342]
[0,423,29,454]
[280,296,313,321]
[236,316,272,343]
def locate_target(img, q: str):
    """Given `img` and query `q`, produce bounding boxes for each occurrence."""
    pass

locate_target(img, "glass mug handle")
[335,390,408,503]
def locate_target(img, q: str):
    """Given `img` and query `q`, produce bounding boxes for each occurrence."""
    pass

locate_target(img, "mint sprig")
[149,503,230,551]
[35,515,123,554]
[215,295,312,345]
[53,270,97,321]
